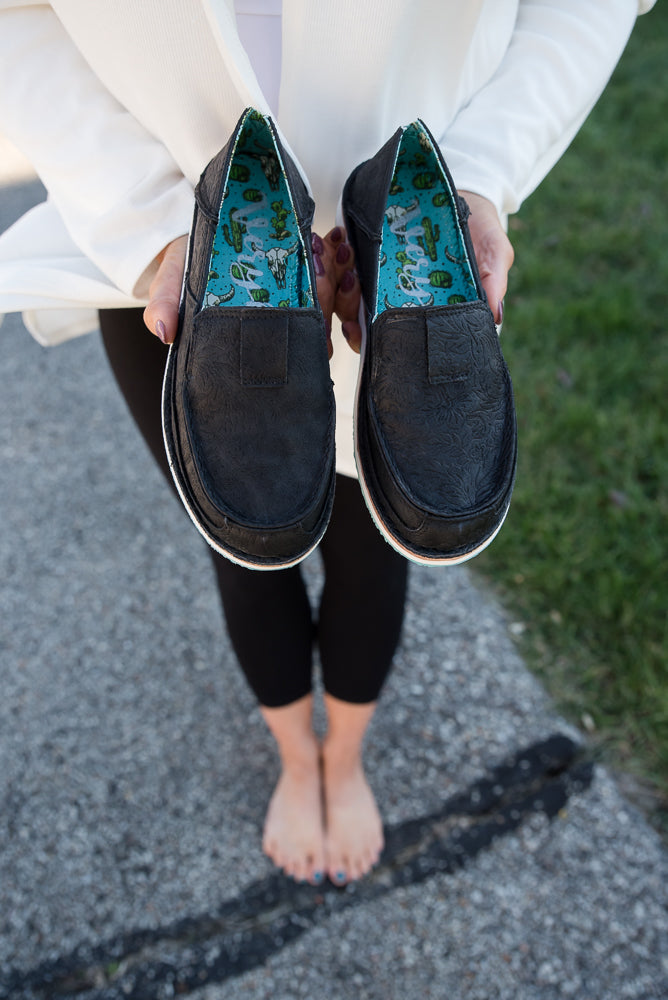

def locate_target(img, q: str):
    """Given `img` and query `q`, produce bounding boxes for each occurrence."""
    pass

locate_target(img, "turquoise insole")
[205,111,314,310]
[376,122,477,315]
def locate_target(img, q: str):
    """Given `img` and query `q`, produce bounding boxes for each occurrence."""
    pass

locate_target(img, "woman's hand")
[312,192,513,355]
[144,228,364,354]
[457,191,514,323]
[142,196,511,348]
[143,234,188,344]
[312,227,362,356]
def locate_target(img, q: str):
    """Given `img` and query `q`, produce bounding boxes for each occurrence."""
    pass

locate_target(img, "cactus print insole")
[205,111,314,310]
[375,122,477,315]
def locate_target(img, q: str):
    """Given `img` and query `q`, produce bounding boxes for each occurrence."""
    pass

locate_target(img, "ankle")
[322,734,364,776]
[260,694,319,772]
[268,719,319,773]
[322,695,377,760]
[278,734,320,777]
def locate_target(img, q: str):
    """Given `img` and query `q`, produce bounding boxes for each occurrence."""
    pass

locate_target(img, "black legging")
[99,308,408,708]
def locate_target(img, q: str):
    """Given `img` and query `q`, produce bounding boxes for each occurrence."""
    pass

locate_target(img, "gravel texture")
[1,173,666,1000]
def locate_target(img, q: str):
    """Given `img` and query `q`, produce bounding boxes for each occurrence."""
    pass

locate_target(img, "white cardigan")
[0,0,654,473]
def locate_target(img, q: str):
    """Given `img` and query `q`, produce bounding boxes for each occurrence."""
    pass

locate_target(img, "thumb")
[459,191,514,324]
[143,234,188,344]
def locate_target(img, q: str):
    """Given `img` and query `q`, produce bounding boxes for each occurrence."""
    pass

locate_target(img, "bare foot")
[322,740,384,885]
[262,732,326,884]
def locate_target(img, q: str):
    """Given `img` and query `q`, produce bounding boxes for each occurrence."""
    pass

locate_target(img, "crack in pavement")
[0,733,593,1000]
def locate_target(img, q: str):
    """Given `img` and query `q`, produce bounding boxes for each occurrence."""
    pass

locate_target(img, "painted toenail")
[340,269,355,292]
[311,233,324,255]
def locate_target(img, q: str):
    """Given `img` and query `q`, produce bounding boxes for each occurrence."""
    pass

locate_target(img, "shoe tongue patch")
[205,111,314,311]
[375,122,477,316]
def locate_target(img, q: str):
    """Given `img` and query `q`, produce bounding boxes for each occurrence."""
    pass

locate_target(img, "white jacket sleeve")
[0,3,194,298]
[443,0,652,217]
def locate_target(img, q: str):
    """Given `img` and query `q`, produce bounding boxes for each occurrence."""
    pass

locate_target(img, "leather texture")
[162,109,335,569]
[342,119,517,564]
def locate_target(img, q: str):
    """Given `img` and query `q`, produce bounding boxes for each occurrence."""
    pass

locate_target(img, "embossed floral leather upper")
[342,119,517,565]
[162,109,335,570]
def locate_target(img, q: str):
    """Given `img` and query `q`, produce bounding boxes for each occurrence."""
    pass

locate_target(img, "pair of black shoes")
[162,109,516,570]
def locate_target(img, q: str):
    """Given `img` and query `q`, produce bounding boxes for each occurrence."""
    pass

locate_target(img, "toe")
[293,855,312,884]
[327,854,349,886]
[283,858,299,880]
[291,859,305,883]
[308,847,327,887]
[352,854,370,881]
[363,845,380,874]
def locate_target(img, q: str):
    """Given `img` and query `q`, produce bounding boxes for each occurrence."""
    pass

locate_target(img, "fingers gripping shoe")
[162,109,335,569]
[342,119,517,565]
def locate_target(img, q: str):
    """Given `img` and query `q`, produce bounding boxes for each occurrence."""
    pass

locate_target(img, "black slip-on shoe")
[342,119,517,565]
[162,108,335,570]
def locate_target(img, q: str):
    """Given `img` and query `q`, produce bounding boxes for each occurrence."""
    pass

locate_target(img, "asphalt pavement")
[1,153,666,1000]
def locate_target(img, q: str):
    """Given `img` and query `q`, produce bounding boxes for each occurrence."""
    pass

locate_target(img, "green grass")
[473,4,668,827]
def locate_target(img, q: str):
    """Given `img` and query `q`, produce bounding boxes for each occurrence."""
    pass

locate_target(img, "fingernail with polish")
[313,871,324,884]
[335,870,346,883]
[330,226,343,243]
[336,242,350,265]
[156,320,168,345]
[497,300,504,324]
[313,253,325,277]
[340,269,355,293]
[311,233,324,255]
